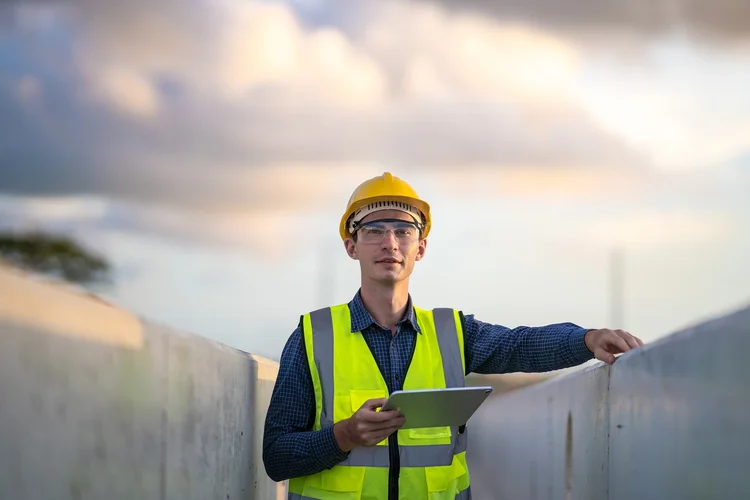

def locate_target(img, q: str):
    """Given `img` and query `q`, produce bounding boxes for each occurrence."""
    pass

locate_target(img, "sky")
[1,0,749,361]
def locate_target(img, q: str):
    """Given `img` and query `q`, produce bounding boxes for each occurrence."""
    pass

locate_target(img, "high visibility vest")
[287,303,472,500]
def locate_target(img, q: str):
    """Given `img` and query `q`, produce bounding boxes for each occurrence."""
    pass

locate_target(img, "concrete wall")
[466,304,750,500]
[3,261,749,499]
[608,307,750,500]
[0,264,286,500]
[466,364,610,500]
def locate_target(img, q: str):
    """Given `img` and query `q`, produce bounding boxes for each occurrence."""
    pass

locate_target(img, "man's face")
[344,209,427,285]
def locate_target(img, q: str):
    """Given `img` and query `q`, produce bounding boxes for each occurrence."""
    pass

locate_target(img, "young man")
[263,172,643,499]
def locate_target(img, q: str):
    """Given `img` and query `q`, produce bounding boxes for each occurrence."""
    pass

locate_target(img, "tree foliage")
[0,231,112,286]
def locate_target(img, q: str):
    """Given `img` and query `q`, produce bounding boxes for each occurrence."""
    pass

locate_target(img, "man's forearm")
[263,424,349,482]
[463,313,595,374]
[505,324,593,372]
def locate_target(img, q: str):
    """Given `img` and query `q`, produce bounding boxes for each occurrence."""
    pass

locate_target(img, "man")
[263,172,643,499]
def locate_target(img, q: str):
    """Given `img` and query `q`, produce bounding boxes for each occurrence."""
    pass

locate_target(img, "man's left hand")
[584,328,644,365]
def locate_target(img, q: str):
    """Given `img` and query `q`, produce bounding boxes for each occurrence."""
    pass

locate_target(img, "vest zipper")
[388,432,399,500]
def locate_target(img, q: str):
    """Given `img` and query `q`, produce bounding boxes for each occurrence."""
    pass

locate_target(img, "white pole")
[609,247,624,328]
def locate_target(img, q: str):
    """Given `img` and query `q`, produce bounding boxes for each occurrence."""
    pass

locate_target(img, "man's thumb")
[364,398,387,410]
[596,348,615,365]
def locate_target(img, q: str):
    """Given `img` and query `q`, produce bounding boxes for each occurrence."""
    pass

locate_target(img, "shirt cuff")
[315,424,350,468]
[568,327,595,363]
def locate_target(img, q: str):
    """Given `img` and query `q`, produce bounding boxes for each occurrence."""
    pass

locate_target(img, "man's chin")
[373,272,401,284]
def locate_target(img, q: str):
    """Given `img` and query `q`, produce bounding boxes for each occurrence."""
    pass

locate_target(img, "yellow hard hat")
[339,172,431,241]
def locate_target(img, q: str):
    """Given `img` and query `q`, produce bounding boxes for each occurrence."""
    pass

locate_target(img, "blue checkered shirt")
[262,290,593,482]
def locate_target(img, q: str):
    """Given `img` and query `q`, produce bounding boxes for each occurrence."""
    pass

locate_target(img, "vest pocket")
[424,457,467,496]
[408,426,452,440]
[301,466,367,499]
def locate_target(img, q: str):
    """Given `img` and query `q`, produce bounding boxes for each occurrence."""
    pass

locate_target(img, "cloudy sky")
[1,0,748,361]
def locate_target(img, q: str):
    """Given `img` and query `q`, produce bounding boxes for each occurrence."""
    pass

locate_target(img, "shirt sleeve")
[460,312,595,374]
[262,324,350,482]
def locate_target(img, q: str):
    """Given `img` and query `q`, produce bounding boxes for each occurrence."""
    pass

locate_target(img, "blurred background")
[1,0,748,364]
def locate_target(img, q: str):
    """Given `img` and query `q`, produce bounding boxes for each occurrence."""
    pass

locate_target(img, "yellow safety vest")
[287,303,472,500]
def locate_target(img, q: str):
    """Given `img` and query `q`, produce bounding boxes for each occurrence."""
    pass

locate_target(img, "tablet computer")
[381,386,493,429]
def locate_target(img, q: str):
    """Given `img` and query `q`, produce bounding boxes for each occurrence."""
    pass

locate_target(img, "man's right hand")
[333,398,406,452]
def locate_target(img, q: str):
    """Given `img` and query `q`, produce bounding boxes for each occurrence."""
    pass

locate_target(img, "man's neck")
[359,282,410,334]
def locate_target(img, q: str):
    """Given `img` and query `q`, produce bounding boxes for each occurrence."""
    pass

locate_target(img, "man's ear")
[415,238,427,261]
[344,238,359,260]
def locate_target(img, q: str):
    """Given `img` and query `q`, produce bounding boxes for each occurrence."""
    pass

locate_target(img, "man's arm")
[461,313,595,374]
[262,325,349,482]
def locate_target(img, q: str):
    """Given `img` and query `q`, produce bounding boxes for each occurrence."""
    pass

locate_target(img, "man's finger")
[363,398,387,410]
[608,334,631,354]
[373,422,404,441]
[615,330,640,349]
[364,431,395,446]
[378,420,405,435]
[362,414,405,430]
[360,406,404,423]
[595,347,616,365]
[360,410,395,423]
[361,420,404,444]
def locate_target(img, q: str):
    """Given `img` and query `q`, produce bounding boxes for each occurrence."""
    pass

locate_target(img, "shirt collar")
[349,289,421,334]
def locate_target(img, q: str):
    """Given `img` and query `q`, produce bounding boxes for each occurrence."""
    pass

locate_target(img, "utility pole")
[609,247,624,329]
[315,240,335,308]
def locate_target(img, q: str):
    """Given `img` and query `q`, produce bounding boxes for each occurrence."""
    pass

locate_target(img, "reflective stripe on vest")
[288,488,471,500]
[338,422,469,467]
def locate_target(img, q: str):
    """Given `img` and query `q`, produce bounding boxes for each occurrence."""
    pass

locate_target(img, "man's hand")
[333,398,405,452]
[584,328,644,365]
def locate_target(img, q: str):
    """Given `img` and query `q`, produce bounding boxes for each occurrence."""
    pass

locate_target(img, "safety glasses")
[354,218,422,244]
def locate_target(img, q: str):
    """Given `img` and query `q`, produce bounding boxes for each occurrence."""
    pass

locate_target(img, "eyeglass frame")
[349,217,425,244]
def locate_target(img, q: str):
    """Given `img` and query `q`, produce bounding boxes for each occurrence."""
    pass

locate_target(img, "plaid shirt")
[262,290,593,482]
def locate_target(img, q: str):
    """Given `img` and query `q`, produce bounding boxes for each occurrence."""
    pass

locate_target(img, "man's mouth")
[376,258,401,264]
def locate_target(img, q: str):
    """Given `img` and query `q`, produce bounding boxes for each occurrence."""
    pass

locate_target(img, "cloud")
[356,3,583,107]
[0,193,341,259]
[0,0,651,214]
[417,0,750,43]
[574,40,750,170]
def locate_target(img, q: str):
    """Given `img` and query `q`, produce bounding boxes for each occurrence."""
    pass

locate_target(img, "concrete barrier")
[466,304,750,500]
[3,261,749,499]
[467,363,609,500]
[251,355,285,500]
[0,264,286,500]
[608,306,750,500]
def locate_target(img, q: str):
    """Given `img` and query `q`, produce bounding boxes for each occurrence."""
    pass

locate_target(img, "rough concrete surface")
[466,303,750,500]
[0,264,283,500]
[608,306,750,500]
[466,364,610,500]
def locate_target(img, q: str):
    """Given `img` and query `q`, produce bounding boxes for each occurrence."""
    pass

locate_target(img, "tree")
[0,231,112,286]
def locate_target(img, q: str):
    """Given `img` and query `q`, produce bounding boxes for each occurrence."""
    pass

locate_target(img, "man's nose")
[381,230,399,248]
